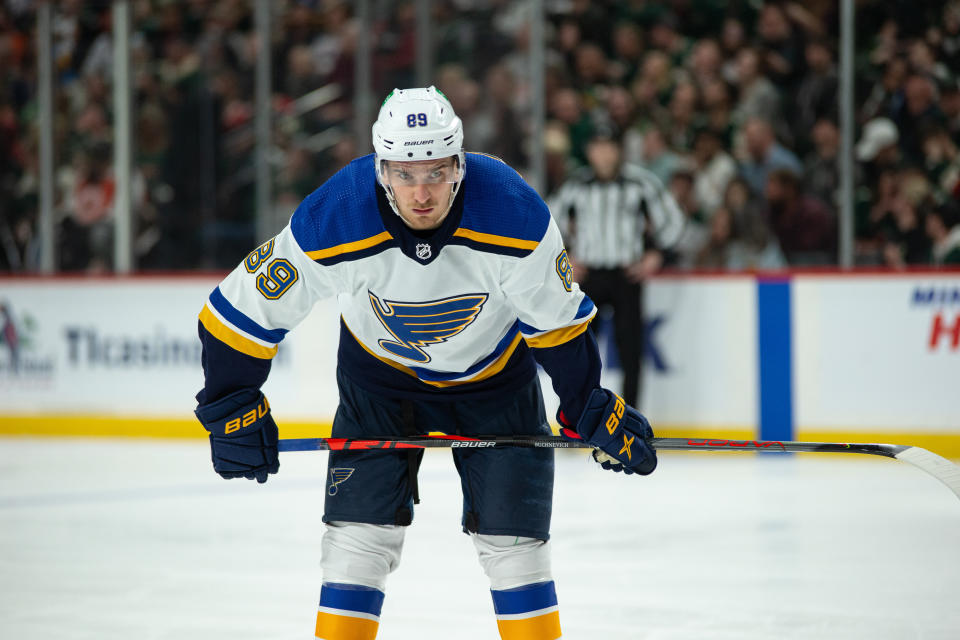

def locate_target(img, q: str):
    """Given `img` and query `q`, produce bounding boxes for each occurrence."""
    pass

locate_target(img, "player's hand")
[195,389,279,483]
[561,388,657,475]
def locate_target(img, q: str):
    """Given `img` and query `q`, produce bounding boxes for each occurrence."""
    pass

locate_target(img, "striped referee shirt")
[549,163,686,268]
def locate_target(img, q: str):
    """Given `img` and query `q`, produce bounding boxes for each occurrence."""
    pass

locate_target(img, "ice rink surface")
[1,438,958,640]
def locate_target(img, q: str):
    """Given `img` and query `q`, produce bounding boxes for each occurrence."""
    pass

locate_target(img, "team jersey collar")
[375,176,466,265]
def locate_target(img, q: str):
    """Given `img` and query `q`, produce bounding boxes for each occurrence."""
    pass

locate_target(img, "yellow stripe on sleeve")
[314,611,379,640]
[495,611,562,640]
[199,305,278,360]
[453,228,540,251]
[305,231,393,261]
[523,318,592,349]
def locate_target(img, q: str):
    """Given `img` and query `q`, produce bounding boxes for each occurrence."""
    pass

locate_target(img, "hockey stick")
[278,433,960,501]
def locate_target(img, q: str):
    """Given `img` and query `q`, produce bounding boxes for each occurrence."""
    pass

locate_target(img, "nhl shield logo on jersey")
[415,243,432,260]
[369,291,488,363]
[328,468,355,495]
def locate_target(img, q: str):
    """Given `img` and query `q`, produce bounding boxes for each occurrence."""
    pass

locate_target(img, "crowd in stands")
[1,0,959,272]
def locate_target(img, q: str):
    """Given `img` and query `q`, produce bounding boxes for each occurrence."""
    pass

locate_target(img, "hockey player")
[194,87,657,640]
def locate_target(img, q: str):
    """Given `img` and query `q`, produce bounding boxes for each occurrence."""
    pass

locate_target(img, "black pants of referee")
[579,267,644,408]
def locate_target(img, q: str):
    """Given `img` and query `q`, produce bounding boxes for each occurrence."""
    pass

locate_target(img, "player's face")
[384,158,458,230]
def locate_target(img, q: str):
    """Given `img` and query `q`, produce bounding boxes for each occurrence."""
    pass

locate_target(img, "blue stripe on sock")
[319,583,385,617]
[491,581,558,616]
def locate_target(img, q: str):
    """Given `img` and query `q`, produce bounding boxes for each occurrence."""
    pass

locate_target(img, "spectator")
[634,50,675,110]
[793,38,838,153]
[927,200,960,265]
[868,169,934,267]
[283,44,324,99]
[474,64,527,169]
[692,206,735,269]
[719,17,748,84]
[61,143,115,271]
[861,56,909,124]
[572,41,609,101]
[648,13,691,67]
[549,87,593,167]
[938,3,960,71]
[922,128,960,196]
[892,74,945,166]
[739,117,803,196]
[764,168,835,265]
[868,19,901,69]
[906,39,952,88]
[939,81,960,143]
[604,85,645,167]
[691,127,737,216]
[804,118,840,211]
[609,21,644,84]
[687,38,723,86]
[664,80,700,152]
[638,125,682,186]
[756,2,806,92]
[695,204,787,270]
[698,177,786,270]
[309,1,352,81]
[700,77,735,147]
[857,117,902,187]
[669,167,711,268]
[731,47,783,133]
[543,122,574,195]
[669,166,705,221]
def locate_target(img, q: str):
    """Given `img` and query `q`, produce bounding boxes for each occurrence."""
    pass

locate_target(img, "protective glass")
[382,159,461,186]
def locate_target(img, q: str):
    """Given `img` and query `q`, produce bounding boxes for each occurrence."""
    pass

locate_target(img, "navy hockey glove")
[195,389,279,483]
[561,388,657,475]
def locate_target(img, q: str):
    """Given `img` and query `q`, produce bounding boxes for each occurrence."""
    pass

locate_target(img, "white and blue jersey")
[197,153,601,417]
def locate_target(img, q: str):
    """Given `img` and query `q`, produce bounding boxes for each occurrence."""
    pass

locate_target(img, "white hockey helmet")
[372,86,465,216]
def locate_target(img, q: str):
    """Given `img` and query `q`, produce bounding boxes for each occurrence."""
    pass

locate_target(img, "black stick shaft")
[278,434,960,501]
[278,435,904,458]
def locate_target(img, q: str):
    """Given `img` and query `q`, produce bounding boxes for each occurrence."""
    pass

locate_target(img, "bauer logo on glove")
[567,387,657,475]
[195,389,280,483]
[224,396,270,434]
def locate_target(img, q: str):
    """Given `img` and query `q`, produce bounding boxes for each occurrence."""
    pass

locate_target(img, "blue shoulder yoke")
[290,155,393,263]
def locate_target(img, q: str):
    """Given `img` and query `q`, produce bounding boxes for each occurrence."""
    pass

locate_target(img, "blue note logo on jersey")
[369,292,489,363]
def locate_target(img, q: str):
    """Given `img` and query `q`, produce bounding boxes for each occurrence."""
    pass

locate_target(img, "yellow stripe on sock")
[495,610,562,640]
[314,611,379,640]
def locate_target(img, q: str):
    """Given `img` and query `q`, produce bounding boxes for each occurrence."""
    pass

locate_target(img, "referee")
[549,126,685,408]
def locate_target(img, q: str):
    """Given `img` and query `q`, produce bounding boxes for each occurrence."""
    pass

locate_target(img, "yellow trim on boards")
[304,231,393,261]
[0,415,332,439]
[198,306,278,360]
[796,430,960,460]
[452,228,540,251]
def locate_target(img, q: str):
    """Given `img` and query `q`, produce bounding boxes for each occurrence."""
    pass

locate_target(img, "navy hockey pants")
[323,369,555,540]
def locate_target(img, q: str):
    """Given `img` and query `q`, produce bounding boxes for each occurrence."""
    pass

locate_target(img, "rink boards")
[0,272,957,456]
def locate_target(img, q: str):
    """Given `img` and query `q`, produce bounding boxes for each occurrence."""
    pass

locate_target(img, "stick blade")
[893,446,960,501]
